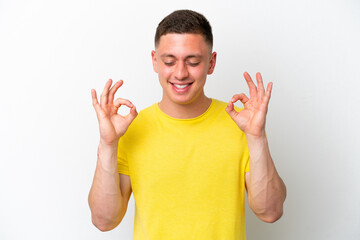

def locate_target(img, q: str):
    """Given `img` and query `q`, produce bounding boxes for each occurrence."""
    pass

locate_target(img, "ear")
[207,52,217,75]
[151,50,158,73]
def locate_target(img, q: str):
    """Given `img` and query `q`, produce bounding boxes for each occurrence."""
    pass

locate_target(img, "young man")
[89,10,286,240]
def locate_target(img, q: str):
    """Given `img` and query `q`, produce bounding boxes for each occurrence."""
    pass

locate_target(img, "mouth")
[170,82,193,92]
[171,83,192,88]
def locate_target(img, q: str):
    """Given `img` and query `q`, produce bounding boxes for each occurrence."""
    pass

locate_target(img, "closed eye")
[187,62,200,67]
[164,62,175,66]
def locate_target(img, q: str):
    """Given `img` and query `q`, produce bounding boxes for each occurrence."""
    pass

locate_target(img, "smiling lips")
[170,82,193,92]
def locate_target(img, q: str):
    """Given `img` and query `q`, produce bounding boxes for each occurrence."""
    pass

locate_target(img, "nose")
[174,62,189,80]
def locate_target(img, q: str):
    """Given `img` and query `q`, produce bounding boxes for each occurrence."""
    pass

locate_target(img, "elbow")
[250,186,287,223]
[88,197,126,232]
[257,209,283,223]
[97,226,115,232]
[250,201,284,223]
[92,219,115,232]
[91,214,121,232]
[95,224,114,232]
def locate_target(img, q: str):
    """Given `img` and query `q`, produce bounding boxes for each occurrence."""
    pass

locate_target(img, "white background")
[1,0,359,239]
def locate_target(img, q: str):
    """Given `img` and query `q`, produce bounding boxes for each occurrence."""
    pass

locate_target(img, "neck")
[158,95,212,119]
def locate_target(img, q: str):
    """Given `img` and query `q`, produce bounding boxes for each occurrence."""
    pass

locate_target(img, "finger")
[226,100,235,114]
[256,72,265,97]
[108,80,124,104]
[225,100,238,120]
[126,105,138,123]
[243,72,257,98]
[91,89,101,111]
[231,93,250,105]
[263,82,273,104]
[113,98,134,114]
[100,79,113,107]
[91,89,105,119]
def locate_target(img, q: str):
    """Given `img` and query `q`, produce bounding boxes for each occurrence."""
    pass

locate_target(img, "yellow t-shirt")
[118,99,249,240]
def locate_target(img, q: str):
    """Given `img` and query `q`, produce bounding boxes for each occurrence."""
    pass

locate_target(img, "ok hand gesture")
[91,79,137,146]
[226,72,272,137]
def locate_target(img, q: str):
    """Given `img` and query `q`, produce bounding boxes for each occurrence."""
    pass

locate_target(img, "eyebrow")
[160,54,202,59]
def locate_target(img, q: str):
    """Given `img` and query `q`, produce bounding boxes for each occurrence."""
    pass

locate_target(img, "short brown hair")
[154,10,213,49]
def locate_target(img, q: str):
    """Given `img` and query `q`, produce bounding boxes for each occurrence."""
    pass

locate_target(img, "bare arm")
[88,79,137,231]
[226,72,286,223]
[244,135,286,223]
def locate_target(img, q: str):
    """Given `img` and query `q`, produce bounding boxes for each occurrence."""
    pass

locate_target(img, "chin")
[171,94,201,105]
[171,98,194,105]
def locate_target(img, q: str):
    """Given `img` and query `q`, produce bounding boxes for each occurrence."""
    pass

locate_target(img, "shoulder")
[209,98,244,129]
[132,103,157,123]
[124,103,159,133]
[202,99,247,142]
[211,98,244,113]
[118,103,157,145]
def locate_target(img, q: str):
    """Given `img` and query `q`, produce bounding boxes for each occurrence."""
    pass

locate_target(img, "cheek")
[158,69,172,85]
[191,67,208,79]
[159,67,172,78]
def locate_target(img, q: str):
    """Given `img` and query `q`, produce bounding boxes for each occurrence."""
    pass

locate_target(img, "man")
[88,9,286,240]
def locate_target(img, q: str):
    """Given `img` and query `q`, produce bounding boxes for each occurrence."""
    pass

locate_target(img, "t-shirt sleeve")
[244,155,250,172]
[117,137,130,175]
[243,138,250,173]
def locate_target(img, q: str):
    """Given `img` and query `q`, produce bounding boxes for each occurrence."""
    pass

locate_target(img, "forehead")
[156,33,211,56]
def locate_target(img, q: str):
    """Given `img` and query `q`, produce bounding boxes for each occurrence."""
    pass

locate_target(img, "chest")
[127,123,248,196]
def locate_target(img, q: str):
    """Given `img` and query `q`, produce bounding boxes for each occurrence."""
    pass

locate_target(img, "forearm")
[88,143,125,231]
[246,134,286,223]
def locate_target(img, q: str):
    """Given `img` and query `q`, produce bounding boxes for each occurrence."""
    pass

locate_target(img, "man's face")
[151,33,216,106]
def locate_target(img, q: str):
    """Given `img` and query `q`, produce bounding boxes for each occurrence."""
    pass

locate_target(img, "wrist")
[99,139,119,149]
[245,132,270,160]
[98,141,118,159]
[245,131,266,141]
[97,142,119,174]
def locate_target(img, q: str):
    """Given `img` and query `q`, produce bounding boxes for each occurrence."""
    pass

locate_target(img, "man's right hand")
[89,79,135,231]
[91,79,138,146]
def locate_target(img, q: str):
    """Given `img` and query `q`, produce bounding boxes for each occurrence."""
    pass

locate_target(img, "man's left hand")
[226,72,272,137]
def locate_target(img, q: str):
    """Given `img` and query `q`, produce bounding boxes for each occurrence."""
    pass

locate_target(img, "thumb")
[225,101,237,120]
[125,106,138,123]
